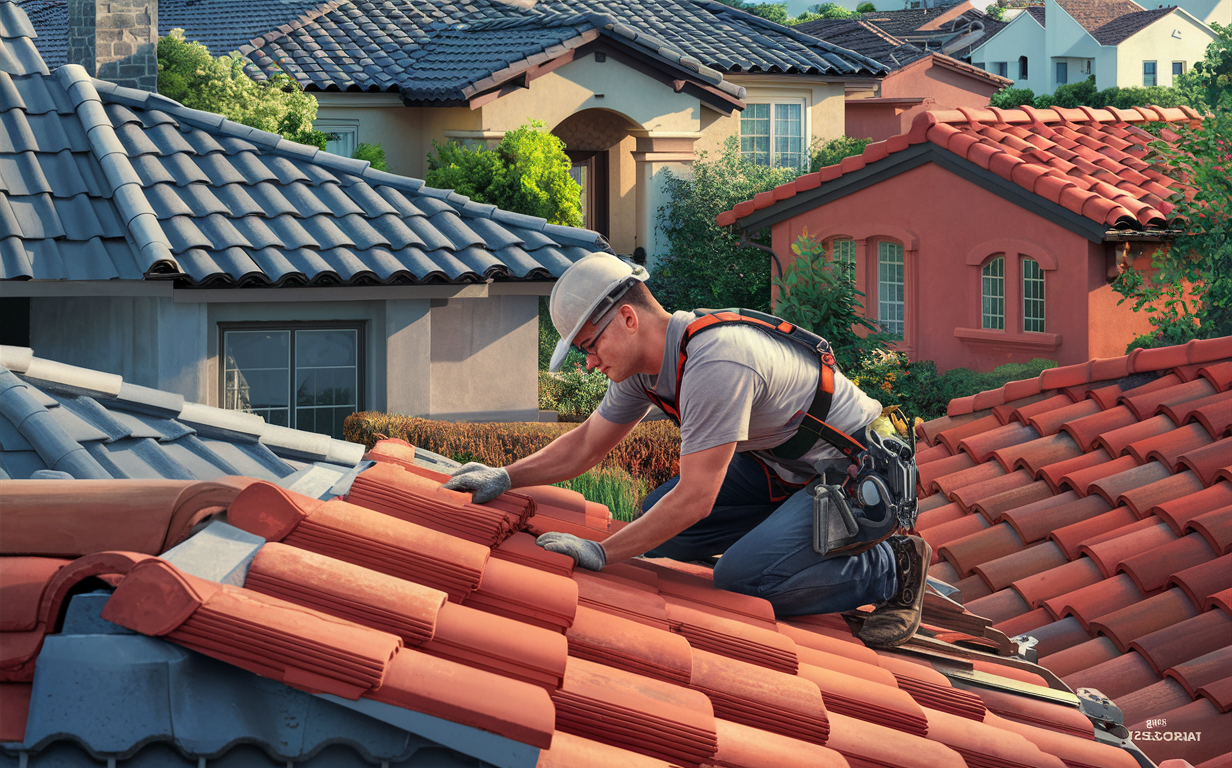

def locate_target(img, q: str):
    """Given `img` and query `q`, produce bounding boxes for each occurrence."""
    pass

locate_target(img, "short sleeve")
[595,376,653,425]
[677,360,760,455]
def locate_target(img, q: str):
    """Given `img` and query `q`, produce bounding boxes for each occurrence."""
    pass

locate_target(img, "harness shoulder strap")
[642,308,865,461]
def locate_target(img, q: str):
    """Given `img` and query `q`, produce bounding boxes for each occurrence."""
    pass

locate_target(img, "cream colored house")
[229,3,887,265]
[971,0,1220,93]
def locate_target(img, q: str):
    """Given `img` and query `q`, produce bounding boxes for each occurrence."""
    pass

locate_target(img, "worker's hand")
[442,462,511,503]
[536,532,607,571]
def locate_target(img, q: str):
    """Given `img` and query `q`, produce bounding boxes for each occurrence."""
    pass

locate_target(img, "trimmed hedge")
[344,413,682,491]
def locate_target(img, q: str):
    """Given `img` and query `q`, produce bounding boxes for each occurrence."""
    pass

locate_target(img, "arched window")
[1023,258,1045,332]
[982,256,1005,330]
[1019,56,1028,80]
[831,238,856,282]
[878,241,905,338]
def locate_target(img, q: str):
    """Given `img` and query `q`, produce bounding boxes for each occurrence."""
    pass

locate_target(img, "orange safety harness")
[641,308,866,463]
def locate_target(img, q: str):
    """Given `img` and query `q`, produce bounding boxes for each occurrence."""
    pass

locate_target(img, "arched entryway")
[552,109,641,247]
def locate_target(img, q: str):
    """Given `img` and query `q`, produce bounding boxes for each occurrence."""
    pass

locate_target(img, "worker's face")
[572,305,636,382]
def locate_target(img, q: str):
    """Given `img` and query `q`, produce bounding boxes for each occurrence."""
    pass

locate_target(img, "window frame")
[218,320,366,439]
[981,256,1006,330]
[877,240,906,340]
[829,237,857,283]
[1018,56,1028,80]
[1055,61,1068,85]
[1172,61,1185,78]
[1143,61,1157,87]
[315,119,360,159]
[740,98,809,169]
[1022,257,1046,333]
[993,61,1008,78]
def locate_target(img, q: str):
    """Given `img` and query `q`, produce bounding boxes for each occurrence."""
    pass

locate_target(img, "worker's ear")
[619,304,639,334]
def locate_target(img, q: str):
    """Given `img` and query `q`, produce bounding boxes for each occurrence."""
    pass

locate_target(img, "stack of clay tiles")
[347,442,536,546]
[914,335,1232,767]
[4,444,1187,768]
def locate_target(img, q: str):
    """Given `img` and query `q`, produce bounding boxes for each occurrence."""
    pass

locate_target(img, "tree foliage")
[713,0,851,24]
[990,75,1196,111]
[426,121,582,227]
[984,4,1007,21]
[352,142,387,171]
[772,230,892,371]
[856,2,877,12]
[1112,23,1232,348]
[157,30,327,149]
[650,136,802,313]
[990,86,1035,108]
[811,135,871,171]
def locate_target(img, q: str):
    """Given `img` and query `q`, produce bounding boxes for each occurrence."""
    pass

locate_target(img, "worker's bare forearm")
[596,484,711,563]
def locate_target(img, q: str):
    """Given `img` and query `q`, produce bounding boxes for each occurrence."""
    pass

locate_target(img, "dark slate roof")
[945,16,1007,59]
[1026,6,1047,26]
[860,7,963,37]
[0,0,609,286]
[0,345,371,482]
[17,0,888,104]
[794,18,930,70]
[1089,5,1175,44]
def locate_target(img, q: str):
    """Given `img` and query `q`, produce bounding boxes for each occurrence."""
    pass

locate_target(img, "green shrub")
[538,366,609,422]
[810,136,871,172]
[990,87,1035,109]
[344,414,682,491]
[651,135,802,314]
[856,2,876,12]
[352,142,387,171]
[555,465,649,522]
[1033,93,1056,108]
[426,121,582,227]
[773,230,893,371]
[1051,76,1099,108]
[157,29,327,149]
[849,354,1058,421]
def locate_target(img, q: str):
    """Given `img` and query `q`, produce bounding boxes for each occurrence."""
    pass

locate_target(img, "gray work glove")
[442,462,511,503]
[536,532,607,571]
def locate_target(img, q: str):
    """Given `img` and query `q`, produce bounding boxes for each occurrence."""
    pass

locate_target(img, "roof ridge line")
[54,65,182,278]
[927,104,1201,125]
[698,0,889,75]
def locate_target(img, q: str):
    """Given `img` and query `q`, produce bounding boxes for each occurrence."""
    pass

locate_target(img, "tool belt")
[810,422,919,558]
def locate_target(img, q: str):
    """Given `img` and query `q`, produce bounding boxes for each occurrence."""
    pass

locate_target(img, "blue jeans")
[643,452,897,617]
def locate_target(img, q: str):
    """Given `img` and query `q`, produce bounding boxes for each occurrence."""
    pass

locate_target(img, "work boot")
[857,535,931,648]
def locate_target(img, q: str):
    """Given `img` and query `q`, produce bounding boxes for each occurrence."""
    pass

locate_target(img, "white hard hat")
[549,253,649,372]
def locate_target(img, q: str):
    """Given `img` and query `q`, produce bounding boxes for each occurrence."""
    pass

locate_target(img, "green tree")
[351,142,387,171]
[811,135,871,171]
[806,3,857,18]
[157,29,327,149]
[990,86,1035,108]
[857,2,877,12]
[772,230,892,371]
[1112,23,1232,346]
[426,121,582,227]
[651,136,802,313]
[984,4,1006,21]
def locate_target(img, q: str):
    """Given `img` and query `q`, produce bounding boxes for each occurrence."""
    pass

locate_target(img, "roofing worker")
[444,253,929,648]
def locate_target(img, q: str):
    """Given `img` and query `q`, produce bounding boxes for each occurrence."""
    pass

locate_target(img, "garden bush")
[556,465,649,522]
[538,366,609,422]
[344,413,681,491]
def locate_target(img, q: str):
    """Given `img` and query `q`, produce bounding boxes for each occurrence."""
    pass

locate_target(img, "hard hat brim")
[548,335,573,373]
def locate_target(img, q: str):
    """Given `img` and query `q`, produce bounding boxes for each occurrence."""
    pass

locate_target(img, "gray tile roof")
[1,0,609,285]
[794,18,930,70]
[1089,5,1175,44]
[1026,6,1046,26]
[18,0,888,103]
[0,345,368,481]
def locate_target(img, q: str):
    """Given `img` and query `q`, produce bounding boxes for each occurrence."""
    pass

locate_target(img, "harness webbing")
[644,309,866,462]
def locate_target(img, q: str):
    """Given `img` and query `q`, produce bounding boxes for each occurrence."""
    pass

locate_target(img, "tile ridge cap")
[55,65,182,279]
[0,368,112,478]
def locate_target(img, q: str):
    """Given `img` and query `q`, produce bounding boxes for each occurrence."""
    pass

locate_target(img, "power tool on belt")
[642,308,919,558]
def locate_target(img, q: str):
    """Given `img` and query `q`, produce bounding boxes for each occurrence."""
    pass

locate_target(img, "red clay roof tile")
[1044,572,1144,628]
[993,432,1083,475]
[939,523,1025,576]
[1038,449,1114,493]
[1118,470,1206,518]
[971,481,1057,522]
[1064,649,1161,700]
[1089,588,1200,653]
[1188,506,1232,555]
[950,470,1037,515]
[709,718,847,768]
[999,492,1086,544]
[1055,405,1135,450]
[975,542,1069,593]
[565,605,693,685]
[534,731,678,768]
[0,558,68,632]
[1079,520,1176,578]
[1041,637,1121,678]
[825,711,967,768]
[1175,437,1232,486]
[1118,533,1218,595]
[1129,609,1232,676]
[1129,697,1231,764]
[1118,677,1195,728]
[1086,461,1172,507]
[1151,482,1232,534]
[421,600,568,689]
[1167,554,1232,615]
[1164,646,1232,700]
[1012,557,1105,609]
[958,422,1041,464]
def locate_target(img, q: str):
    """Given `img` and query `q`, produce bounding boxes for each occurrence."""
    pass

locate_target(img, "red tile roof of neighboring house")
[1,443,1158,767]
[1054,0,1147,34]
[913,335,1232,766]
[716,105,1202,232]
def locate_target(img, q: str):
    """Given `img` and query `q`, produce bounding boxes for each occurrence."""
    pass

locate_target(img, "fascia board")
[736,144,1109,243]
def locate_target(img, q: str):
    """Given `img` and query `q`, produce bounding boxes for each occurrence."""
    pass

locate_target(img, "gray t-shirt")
[597,311,884,483]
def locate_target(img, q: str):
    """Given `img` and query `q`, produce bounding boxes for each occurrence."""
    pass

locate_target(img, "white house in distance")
[971,0,1223,95]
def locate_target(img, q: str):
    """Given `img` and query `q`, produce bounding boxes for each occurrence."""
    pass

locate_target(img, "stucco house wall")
[1174,0,1231,24]
[970,12,1047,92]
[1114,11,1219,86]
[27,287,544,425]
[766,162,1154,372]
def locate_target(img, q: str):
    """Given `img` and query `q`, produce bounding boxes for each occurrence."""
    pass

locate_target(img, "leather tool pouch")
[811,482,861,557]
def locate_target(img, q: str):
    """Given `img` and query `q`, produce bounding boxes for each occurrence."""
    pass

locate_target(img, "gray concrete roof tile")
[45,396,113,443]
[9,193,64,238]
[128,152,182,185]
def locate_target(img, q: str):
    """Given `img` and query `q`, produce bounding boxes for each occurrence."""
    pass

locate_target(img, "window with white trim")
[982,256,1005,330]
[1023,258,1045,332]
[316,120,359,159]
[741,101,806,168]
[878,241,905,339]
[222,324,363,439]
[831,238,857,282]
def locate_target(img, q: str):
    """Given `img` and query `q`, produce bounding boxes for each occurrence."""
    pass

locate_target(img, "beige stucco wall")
[428,294,540,422]
[1114,12,1218,87]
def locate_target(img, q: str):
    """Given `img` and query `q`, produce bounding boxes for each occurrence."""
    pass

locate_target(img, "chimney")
[67,0,158,91]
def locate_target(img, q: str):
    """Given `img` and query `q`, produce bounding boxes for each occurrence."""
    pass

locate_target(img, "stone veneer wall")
[66,0,158,92]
